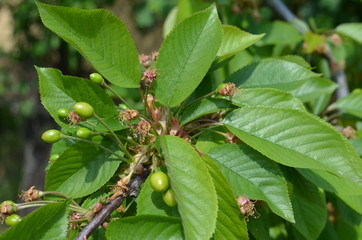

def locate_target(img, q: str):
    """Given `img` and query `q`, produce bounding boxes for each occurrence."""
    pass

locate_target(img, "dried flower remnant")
[67,110,82,125]
[20,186,43,202]
[218,82,237,100]
[237,195,257,220]
[134,120,151,143]
[141,68,157,86]
[118,109,139,122]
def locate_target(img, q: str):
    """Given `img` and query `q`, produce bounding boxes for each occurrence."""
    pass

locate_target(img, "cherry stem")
[93,114,135,162]
[62,135,129,163]
[102,82,132,109]
[176,90,217,117]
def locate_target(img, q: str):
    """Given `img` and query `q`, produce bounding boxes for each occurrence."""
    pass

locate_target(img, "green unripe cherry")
[42,130,61,143]
[73,102,94,119]
[150,171,169,192]
[216,83,226,92]
[57,108,70,118]
[163,189,177,207]
[5,214,22,226]
[118,103,128,110]
[89,73,104,85]
[49,154,60,162]
[0,200,16,213]
[76,128,93,139]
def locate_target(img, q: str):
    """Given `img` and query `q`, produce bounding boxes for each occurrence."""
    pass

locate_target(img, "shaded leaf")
[195,129,225,154]
[290,77,338,102]
[0,201,69,240]
[258,21,302,46]
[36,2,140,88]
[46,141,122,198]
[227,59,320,91]
[202,155,249,240]
[180,97,232,126]
[106,215,183,240]
[157,135,218,240]
[284,168,327,240]
[208,144,294,222]
[336,193,362,215]
[333,92,362,119]
[155,5,222,107]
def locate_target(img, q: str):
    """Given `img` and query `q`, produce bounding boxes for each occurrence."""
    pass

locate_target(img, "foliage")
[1,0,362,239]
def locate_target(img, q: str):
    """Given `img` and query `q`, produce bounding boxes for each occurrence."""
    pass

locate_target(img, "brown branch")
[265,0,349,99]
[74,167,150,240]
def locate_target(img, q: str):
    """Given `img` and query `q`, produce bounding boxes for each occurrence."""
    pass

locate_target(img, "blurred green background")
[0,0,361,232]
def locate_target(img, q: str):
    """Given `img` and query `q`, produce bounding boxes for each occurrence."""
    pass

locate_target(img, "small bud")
[330,33,342,46]
[169,118,180,136]
[117,205,125,214]
[139,54,152,68]
[342,126,356,139]
[151,51,159,61]
[94,202,103,213]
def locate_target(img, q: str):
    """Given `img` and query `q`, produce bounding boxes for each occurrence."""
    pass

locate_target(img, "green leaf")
[106,215,183,240]
[137,175,180,217]
[0,201,69,240]
[222,107,362,192]
[36,67,117,130]
[350,138,362,156]
[157,135,218,240]
[275,55,311,69]
[46,141,122,198]
[176,0,209,24]
[36,2,140,88]
[284,168,327,240]
[336,23,362,45]
[207,144,294,222]
[180,97,232,126]
[336,193,362,214]
[228,88,306,111]
[195,129,225,154]
[226,59,320,91]
[155,5,222,107]
[258,21,302,46]
[333,92,362,119]
[298,168,361,194]
[163,7,178,37]
[290,77,338,102]
[94,117,128,132]
[202,155,249,240]
[217,25,264,60]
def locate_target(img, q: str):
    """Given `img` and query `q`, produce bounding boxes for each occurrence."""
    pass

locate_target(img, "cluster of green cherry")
[0,201,22,227]
[149,171,177,207]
